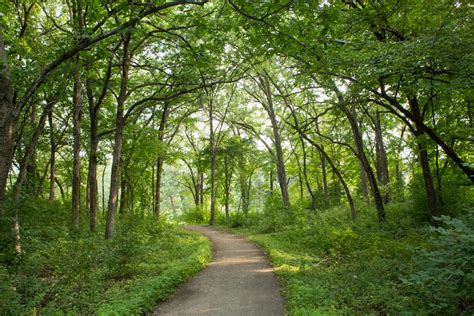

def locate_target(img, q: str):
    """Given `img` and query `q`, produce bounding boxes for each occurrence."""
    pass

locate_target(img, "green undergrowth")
[221,201,474,315]
[0,198,211,315]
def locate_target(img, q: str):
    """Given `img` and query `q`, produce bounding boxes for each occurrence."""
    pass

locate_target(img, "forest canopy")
[0,0,473,314]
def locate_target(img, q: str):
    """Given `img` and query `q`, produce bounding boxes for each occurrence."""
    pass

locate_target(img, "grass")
[218,203,439,315]
[0,198,211,315]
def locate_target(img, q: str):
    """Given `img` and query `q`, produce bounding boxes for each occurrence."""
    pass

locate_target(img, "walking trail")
[151,225,285,316]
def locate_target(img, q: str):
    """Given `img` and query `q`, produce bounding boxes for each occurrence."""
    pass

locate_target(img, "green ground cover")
[0,198,211,315]
[216,202,474,315]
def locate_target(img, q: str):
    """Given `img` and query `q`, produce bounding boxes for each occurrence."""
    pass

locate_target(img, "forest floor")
[151,225,284,316]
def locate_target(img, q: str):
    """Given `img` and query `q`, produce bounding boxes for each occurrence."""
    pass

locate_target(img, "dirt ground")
[151,225,284,316]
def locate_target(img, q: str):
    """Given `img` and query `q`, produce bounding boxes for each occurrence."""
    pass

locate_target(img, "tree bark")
[299,136,316,209]
[119,172,127,216]
[359,159,369,202]
[374,111,390,202]
[71,55,82,229]
[258,74,290,208]
[105,33,131,239]
[154,103,170,217]
[209,97,217,225]
[13,98,55,199]
[269,169,274,192]
[346,108,385,221]
[315,119,328,200]
[86,79,99,232]
[332,84,385,221]
[86,59,111,232]
[288,106,357,221]
[408,96,438,218]
[48,108,56,200]
[199,172,204,206]
[223,158,233,219]
[0,30,15,204]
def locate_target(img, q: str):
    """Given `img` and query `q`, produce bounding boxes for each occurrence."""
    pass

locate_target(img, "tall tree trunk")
[374,111,390,202]
[245,171,253,217]
[199,172,204,206]
[258,74,290,208]
[408,97,438,218]
[102,160,107,214]
[269,169,274,192]
[293,127,357,222]
[223,159,232,220]
[119,172,127,216]
[154,159,164,216]
[152,164,156,213]
[71,56,82,229]
[315,120,328,200]
[13,98,55,198]
[86,78,99,232]
[105,33,131,239]
[48,108,56,200]
[154,103,170,217]
[339,103,385,221]
[294,148,305,201]
[239,170,249,215]
[318,146,356,222]
[209,97,217,225]
[299,136,316,209]
[0,29,16,204]
[289,104,357,221]
[71,0,85,229]
[359,159,369,202]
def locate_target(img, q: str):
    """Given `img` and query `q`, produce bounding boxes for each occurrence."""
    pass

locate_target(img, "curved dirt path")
[151,225,284,316]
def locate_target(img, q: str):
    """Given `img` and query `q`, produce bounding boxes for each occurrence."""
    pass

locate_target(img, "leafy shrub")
[401,212,474,314]
[0,265,22,315]
[181,206,208,224]
[257,194,294,233]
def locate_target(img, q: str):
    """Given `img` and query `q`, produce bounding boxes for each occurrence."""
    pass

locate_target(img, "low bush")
[402,211,474,314]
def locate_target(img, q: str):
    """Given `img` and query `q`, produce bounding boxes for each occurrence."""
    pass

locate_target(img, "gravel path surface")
[151,225,284,316]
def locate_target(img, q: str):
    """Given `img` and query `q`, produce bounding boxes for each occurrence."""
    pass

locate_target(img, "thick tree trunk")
[105,33,131,239]
[48,109,56,200]
[71,56,82,229]
[86,79,99,232]
[0,30,15,204]
[259,74,290,208]
[71,1,85,229]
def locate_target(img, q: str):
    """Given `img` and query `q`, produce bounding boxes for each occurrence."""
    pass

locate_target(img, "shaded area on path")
[151,225,284,316]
